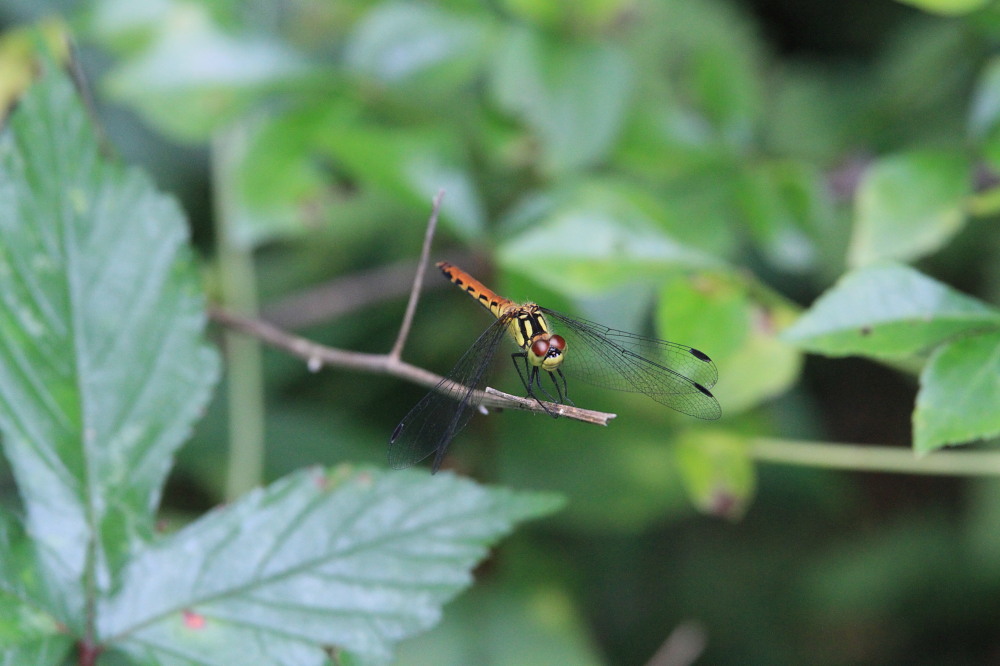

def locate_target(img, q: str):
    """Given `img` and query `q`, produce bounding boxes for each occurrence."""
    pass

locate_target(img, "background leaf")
[102,3,311,141]
[848,149,972,267]
[0,62,219,613]
[489,26,631,173]
[99,467,563,665]
[496,181,718,296]
[674,429,755,520]
[344,2,494,87]
[782,263,1000,359]
[914,331,1000,453]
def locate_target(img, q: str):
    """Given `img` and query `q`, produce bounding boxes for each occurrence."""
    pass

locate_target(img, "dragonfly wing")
[389,318,511,472]
[540,308,721,420]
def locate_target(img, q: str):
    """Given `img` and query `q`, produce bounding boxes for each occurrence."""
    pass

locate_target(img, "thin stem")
[212,126,267,501]
[750,437,1000,476]
[389,189,445,360]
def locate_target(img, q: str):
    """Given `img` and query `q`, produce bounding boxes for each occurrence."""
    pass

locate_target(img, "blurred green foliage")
[3,0,1000,662]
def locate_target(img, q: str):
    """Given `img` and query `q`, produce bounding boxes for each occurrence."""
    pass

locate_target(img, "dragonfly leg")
[547,368,574,407]
[512,352,531,393]
[511,352,558,417]
[533,368,560,404]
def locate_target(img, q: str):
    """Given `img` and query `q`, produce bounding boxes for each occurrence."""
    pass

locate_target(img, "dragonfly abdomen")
[437,262,514,321]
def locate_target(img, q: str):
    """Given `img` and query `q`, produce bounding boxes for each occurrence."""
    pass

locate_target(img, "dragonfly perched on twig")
[390,262,721,472]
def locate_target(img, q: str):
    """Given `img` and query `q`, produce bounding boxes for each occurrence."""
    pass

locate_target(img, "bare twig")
[208,305,617,426]
[390,189,445,360]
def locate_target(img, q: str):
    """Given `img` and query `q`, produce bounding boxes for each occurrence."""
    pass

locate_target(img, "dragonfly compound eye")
[548,335,566,357]
[530,338,550,359]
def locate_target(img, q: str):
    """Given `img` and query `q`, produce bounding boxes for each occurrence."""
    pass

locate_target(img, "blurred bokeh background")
[4,0,1000,663]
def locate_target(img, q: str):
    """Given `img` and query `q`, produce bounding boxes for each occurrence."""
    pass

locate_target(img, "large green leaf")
[0,62,218,612]
[781,264,1000,359]
[848,150,971,267]
[98,467,564,665]
[914,331,1000,453]
[0,510,73,663]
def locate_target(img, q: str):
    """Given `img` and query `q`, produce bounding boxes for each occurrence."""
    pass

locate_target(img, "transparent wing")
[540,308,721,420]
[388,318,511,472]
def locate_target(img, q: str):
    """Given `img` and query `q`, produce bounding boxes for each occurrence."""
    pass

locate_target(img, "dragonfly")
[389,261,721,472]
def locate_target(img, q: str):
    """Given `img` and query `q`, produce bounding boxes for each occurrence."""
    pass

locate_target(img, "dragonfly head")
[529,334,566,371]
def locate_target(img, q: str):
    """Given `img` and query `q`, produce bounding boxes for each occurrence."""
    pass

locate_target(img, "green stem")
[751,437,1000,476]
[212,127,266,501]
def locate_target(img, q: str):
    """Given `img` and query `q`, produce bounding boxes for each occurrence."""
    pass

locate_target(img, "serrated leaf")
[489,26,631,173]
[914,332,1000,453]
[0,62,219,611]
[99,467,563,665]
[848,150,971,267]
[781,264,1000,359]
[0,510,71,663]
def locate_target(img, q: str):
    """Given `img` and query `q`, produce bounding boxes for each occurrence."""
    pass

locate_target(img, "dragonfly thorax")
[503,304,567,371]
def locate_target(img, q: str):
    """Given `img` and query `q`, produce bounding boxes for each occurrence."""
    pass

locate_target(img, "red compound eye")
[531,339,549,358]
[549,335,566,352]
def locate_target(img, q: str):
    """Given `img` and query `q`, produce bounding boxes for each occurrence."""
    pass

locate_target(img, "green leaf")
[781,264,1000,359]
[895,0,991,15]
[0,510,73,663]
[0,62,219,608]
[103,3,311,141]
[99,467,563,665]
[674,430,755,520]
[496,181,718,296]
[848,150,971,267]
[660,272,802,414]
[489,26,632,173]
[913,332,1000,453]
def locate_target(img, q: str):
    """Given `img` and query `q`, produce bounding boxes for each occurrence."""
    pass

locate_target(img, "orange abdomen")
[437,262,514,320]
